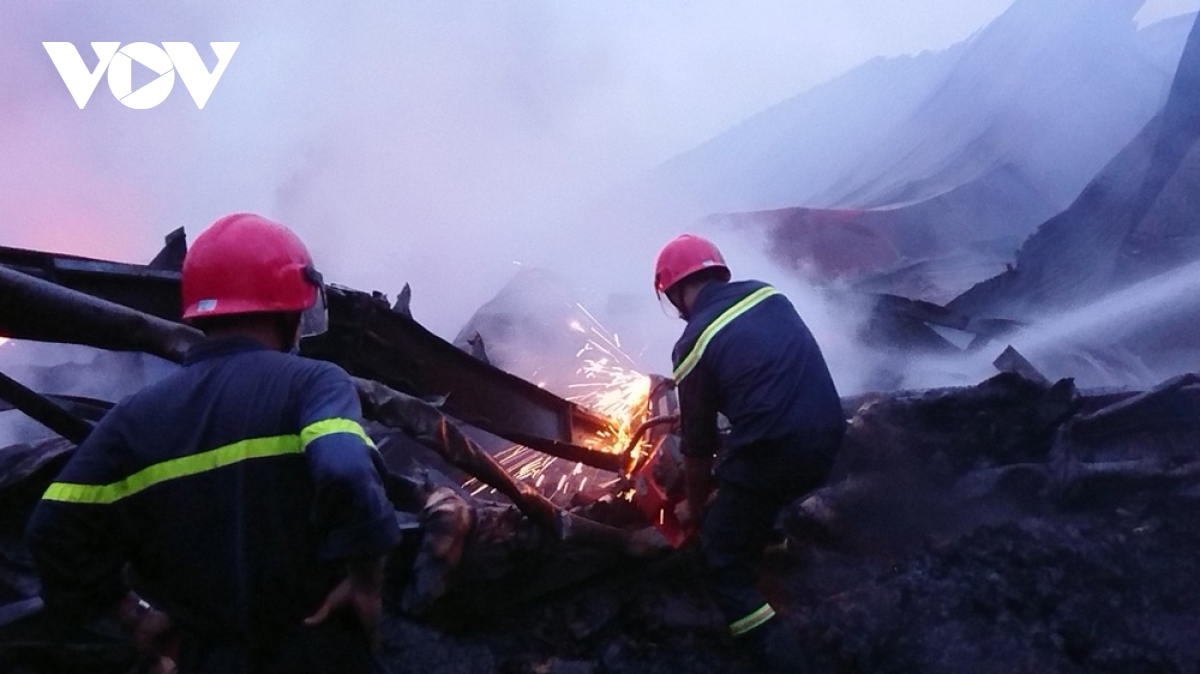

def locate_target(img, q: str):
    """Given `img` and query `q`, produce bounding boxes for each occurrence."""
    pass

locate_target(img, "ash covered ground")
[372,374,1200,674]
[10,368,1196,673]
[382,508,1200,674]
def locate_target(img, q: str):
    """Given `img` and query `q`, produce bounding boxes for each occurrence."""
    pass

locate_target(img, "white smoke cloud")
[1138,0,1200,26]
[0,0,1014,350]
[682,223,881,395]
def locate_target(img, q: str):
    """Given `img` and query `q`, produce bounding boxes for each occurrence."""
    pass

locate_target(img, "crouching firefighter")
[654,234,846,673]
[27,213,401,673]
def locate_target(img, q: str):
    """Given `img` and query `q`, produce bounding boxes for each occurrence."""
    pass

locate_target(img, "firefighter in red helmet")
[29,213,400,674]
[655,234,845,673]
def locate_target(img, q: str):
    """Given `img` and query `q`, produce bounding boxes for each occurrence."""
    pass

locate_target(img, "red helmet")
[182,213,324,331]
[653,234,730,295]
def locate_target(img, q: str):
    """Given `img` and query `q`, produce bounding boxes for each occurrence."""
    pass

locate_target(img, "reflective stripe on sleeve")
[300,417,376,450]
[673,286,780,382]
[729,603,777,637]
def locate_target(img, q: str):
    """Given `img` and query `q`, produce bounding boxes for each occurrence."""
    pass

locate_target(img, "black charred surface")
[0,371,94,445]
[307,288,616,471]
[370,506,1200,673]
[0,246,617,470]
[839,373,1078,476]
[0,245,183,321]
[7,373,1200,673]
[784,509,1200,674]
[147,228,187,272]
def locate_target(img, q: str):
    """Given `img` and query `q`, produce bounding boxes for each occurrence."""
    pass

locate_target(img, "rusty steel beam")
[0,243,617,470]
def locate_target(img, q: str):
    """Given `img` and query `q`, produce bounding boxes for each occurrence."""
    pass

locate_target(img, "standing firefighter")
[27,214,401,673]
[655,234,845,673]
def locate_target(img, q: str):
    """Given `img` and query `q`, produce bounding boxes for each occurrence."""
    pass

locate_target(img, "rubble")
[376,371,1200,674]
[992,345,1049,387]
[5,357,1200,672]
[4,8,1200,674]
[3,243,1200,673]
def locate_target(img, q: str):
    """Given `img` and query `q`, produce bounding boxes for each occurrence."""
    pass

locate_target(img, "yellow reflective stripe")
[42,435,303,505]
[729,603,777,637]
[301,418,376,450]
[42,419,375,506]
[673,286,780,382]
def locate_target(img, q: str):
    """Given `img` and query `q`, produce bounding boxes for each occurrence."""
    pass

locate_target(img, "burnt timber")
[0,241,619,473]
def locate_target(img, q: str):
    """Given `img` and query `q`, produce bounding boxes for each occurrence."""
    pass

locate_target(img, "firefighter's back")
[108,339,342,648]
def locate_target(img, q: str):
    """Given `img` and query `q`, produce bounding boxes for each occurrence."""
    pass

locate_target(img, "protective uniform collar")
[184,337,272,365]
[684,282,726,325]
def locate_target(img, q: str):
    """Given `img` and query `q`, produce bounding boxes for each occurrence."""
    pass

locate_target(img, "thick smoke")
[3,1,1195,401]
[2,1,1014,340]
[683,223,879,396]
[1139,0,1200,25]
[0,340,177,446]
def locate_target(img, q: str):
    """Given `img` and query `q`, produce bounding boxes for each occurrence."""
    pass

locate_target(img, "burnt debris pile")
[5,360,1200,672]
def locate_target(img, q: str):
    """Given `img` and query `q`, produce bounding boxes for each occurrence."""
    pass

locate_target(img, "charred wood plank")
[0,268,636,542]
[354,378,663,556]
[1070,373,1200,439]
[0,371,93,444]
[1056,457,1200,505]
[0,245,182,320]
[404,487,473,615]
[306,287,616,469]
[0,246,617,469]
[0,394,114,425]
[0,263,201,361]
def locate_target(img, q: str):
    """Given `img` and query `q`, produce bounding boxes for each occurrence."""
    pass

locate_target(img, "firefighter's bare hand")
[304,577,383,647]
[674,500,696,529]
[626,526,672,558]
[148,656,178,674]
[116,593,178,669]
[674,500,702,542]
[130,608,175,656]
[675,491,718,541]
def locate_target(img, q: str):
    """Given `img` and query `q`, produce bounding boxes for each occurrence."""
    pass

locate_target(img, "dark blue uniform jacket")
[26,338,400,650]
[672,280,846,466]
